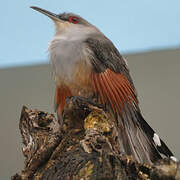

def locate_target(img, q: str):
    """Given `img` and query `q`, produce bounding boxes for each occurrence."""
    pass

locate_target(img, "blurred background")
[1,0,180,179]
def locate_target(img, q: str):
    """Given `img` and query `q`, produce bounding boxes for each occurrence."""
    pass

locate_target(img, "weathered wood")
[12,97,180,180]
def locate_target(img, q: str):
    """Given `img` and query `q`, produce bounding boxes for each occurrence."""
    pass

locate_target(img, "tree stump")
[11,97,180,180]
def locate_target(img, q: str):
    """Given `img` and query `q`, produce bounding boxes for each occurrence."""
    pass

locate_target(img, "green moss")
[84,110,113,133]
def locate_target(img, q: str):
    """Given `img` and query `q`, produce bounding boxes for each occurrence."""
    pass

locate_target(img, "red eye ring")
[69,16,79,24]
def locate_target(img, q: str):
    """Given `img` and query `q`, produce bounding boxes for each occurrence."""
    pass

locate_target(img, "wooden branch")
[11,97,180,180]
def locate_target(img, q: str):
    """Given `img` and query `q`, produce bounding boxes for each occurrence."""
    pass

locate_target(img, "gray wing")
[85,36,175,164]
[85,36,135,85]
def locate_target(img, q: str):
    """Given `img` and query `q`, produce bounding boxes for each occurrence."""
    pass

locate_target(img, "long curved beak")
[31,6,60,21]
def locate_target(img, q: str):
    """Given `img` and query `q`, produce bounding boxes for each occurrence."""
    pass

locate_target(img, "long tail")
[92,69,176,164]
[115,104,175,164]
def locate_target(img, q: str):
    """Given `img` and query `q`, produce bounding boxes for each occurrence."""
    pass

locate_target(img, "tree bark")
[11,97,180,180]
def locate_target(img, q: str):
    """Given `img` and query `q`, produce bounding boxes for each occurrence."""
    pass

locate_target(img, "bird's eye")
[68,16,79,24]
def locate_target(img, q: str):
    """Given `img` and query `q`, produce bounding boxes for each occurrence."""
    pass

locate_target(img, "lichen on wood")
[11,97,180,180]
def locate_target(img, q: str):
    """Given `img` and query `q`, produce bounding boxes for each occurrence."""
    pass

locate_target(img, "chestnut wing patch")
[92,68,138,114]
[85,37,138,113]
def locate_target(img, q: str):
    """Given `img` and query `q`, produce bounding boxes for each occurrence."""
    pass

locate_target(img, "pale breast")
[49,38,94,97]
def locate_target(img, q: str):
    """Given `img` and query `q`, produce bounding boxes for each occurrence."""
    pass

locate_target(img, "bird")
[31,6,177,164]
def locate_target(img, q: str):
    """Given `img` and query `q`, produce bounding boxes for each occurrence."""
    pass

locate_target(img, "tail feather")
[91,68,175,164]
[136,111,174,158]
[115,105,174,164]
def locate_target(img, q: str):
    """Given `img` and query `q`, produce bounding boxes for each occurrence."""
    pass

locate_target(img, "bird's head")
[31,6,100,39]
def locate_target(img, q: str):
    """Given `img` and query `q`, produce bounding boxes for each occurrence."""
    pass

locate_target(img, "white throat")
[48,25,97,82]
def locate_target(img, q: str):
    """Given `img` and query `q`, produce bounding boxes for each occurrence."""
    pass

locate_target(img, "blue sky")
[1,0,180,68]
